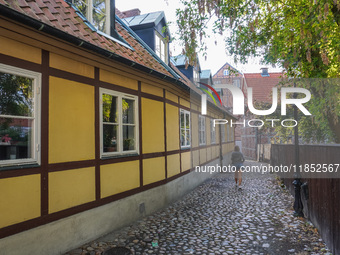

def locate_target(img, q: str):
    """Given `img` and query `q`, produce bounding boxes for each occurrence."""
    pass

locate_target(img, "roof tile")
[244,72,284,103]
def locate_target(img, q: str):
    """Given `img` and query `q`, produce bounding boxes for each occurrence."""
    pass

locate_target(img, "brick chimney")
[115,8,126,19]
[122,8,141,18]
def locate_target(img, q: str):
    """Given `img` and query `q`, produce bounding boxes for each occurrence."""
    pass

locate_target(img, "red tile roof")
[0,0,173,78]
[244,72,284,103]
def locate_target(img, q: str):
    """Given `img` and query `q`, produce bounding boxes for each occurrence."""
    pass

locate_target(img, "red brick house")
[213,62,245,151]
[242,68,284,159]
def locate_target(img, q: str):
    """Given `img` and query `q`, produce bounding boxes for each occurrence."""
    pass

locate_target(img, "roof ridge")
[213,61,242,77]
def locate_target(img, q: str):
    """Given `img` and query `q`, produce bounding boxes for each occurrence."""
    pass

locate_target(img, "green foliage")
[0,126,29,145]
[0,72,33,117]
[176,0,340,142]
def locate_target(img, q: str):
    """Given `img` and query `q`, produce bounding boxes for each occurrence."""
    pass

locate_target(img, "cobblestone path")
[66,161,331,255]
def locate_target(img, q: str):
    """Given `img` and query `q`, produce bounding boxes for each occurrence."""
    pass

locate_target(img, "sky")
[116,0,283,75]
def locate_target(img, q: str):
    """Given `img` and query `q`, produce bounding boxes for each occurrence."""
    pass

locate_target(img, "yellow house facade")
[0,1,235,254]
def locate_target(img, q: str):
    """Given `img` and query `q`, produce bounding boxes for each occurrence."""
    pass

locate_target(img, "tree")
[176,0,340,143]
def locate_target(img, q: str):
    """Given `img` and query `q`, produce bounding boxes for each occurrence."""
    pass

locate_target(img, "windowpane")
[122,98,134,124]
[0,117,33,160]
[155,34,167,62]
[180,112,184,128]
[73,0,88,16]
[180,129,185,146]
[123,125,135,151]
[185,130,190,146]
[102,94,117,123]
[103,124,117,152]
[155,36,160,55]
[92,2,106,33]
[0,72,34,117]
[185,113,190,129]
[211,120,216,144]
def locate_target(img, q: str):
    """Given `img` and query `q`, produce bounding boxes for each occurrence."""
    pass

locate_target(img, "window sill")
[180,147,191,152]
[101,153,139,160]
[0,162,40,171]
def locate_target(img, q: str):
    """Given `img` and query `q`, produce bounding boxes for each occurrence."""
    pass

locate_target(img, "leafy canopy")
[176,0,340,142]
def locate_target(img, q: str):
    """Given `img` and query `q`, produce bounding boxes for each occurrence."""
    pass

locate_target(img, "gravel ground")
[65,161,332,255]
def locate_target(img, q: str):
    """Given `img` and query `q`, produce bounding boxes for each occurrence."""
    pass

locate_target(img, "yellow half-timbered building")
[0,0,235,254]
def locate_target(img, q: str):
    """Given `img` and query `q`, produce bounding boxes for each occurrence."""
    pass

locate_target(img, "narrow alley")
[66,161,331,255]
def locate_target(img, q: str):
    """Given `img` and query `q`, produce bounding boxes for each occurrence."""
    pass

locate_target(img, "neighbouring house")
[242,68,284,160]
[0,1,235,254]
[213,62,245,151]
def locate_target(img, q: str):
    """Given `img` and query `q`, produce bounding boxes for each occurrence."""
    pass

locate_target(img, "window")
[227,124,230,141]
[193,69,199,83]
[180,109,190,148]
[233,79,240,88]
[221,124,225,142]
[0,64,41,166]
[231,126,234,141]
[223,69,229,76]
[198,115,206,145]
[210,119,216,144]
[100,89,138,156]
[155,32,168,63]
[72,0,110,33]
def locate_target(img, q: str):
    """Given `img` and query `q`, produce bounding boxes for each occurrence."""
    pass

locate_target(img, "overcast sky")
[116,0,283,75]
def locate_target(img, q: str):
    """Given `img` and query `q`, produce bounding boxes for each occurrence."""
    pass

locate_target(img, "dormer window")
[193,68,199,83]
[155,32,168,63]
[72,0,110,33]
[122,11,170,64]
[261,67,269,77]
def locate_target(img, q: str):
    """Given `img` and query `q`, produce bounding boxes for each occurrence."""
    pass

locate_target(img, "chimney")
[122,8,141,18]
[261,67,269,77]
[115,8,126,19]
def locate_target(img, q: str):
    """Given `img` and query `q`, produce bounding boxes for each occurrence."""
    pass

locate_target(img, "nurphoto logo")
[199,82,312,128]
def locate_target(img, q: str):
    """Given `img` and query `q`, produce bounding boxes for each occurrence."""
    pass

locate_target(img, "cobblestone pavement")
[66,161,331,255]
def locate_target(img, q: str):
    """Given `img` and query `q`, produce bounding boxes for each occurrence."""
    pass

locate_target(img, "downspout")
[219,113,224,166]
[255,128,258,161]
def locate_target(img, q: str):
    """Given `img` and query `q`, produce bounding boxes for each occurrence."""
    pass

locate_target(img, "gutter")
[0,4,189,92]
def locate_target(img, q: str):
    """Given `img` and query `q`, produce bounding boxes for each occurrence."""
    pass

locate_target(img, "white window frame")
[155,32,168,63]
[100,88,139,157]
[0,64,41,167]
[233,79,240,88]
[193,69,199,83]
[199,115,206,145]
[227,124,230,142]
[210,119,216,144]
[231,126,234,141]
[72,0,110,34]
[221,124,225,142]
[223,69,229,76]
[180,109,191,149]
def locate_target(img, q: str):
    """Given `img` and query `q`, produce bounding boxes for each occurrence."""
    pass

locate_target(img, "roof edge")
[0,3,188,91]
